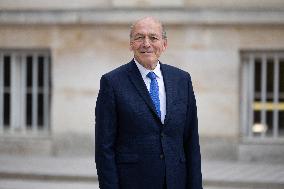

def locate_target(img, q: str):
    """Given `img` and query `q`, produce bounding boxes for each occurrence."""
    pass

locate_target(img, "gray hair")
[129,19,167,40]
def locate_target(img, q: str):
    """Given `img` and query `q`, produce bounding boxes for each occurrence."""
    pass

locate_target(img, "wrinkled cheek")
[154,52,161,59]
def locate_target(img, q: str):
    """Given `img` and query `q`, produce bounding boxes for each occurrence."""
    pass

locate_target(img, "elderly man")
[95,17,203,189]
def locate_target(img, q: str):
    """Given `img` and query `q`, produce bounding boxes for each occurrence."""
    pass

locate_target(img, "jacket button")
[160,154,164,159]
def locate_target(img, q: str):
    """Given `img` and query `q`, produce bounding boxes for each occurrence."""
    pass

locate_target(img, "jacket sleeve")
[95,75,120,189]
[184,73,203,189]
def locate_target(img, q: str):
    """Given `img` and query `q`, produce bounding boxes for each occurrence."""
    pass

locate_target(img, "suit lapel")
[126,60,161,121]
[160,63,175,125]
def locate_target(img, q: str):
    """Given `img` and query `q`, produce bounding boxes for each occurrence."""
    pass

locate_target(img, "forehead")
[132,19,162,36]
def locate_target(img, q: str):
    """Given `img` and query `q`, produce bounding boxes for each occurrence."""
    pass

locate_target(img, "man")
[95,17,202,189]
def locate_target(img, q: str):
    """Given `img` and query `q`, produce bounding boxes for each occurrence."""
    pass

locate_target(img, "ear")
[129,40,134,51]
[162,39,168,51]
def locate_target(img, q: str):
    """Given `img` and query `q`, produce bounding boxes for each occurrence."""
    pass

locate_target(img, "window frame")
[0,49,51,137]
[241,50,284,143]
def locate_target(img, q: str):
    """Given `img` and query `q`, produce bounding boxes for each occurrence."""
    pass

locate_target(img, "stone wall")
[0,5,284,160]
[1,22,284,158]
[0,0,283,9]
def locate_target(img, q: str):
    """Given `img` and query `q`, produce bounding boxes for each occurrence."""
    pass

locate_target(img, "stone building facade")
[0,0,284,162]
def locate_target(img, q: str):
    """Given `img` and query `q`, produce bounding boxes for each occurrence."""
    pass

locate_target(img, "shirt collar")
[134,58,162,79]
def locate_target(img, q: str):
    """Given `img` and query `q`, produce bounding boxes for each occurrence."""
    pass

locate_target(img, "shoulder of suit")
[102,62,130,79]
[161,63,191,78]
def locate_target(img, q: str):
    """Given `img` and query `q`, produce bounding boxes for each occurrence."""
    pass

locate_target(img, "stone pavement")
[0,155,283,189]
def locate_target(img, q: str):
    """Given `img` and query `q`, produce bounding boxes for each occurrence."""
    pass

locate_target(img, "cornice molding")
[0,8,284,26]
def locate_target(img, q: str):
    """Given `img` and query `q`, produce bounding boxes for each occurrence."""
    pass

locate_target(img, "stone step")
[0,156,283,189]
[0,179,99,189]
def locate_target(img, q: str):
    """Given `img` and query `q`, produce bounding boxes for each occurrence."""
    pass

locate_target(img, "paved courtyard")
[0,155,283,189]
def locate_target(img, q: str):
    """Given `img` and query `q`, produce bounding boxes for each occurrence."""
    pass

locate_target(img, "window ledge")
[241,137,284,145]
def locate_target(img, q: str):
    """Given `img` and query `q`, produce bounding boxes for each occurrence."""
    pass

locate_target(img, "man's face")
[130,18,167,69]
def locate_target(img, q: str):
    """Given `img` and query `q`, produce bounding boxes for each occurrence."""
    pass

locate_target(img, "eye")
[150,36,159,41]
[134,36,144,41]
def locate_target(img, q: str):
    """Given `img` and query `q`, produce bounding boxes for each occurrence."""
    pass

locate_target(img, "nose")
[142,37,151,47]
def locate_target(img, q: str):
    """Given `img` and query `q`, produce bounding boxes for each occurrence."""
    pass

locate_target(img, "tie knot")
[147,72,157,80]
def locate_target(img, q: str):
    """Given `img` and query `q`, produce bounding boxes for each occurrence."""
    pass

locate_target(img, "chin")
[142,60,154,65]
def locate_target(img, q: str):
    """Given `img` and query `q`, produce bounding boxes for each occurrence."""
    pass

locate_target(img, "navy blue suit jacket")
[95,59,202,189]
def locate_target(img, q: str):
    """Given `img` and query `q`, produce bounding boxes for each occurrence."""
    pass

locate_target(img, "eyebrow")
[133,33,160,37]
[133,33,144,37]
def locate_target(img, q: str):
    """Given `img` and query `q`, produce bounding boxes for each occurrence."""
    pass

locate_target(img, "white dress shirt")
[134,59,166,124]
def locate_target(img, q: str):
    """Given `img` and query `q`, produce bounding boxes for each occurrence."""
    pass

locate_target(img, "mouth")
[140,51,153,54]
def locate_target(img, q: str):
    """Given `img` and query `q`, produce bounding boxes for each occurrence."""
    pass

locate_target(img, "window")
[241,51,284,139]
[0,50,51,135]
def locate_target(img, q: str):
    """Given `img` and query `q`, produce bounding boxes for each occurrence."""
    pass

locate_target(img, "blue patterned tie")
[147,72,161,118]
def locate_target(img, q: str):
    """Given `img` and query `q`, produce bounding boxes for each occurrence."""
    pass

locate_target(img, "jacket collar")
[126,59,175,125]
[126,59,161,123]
